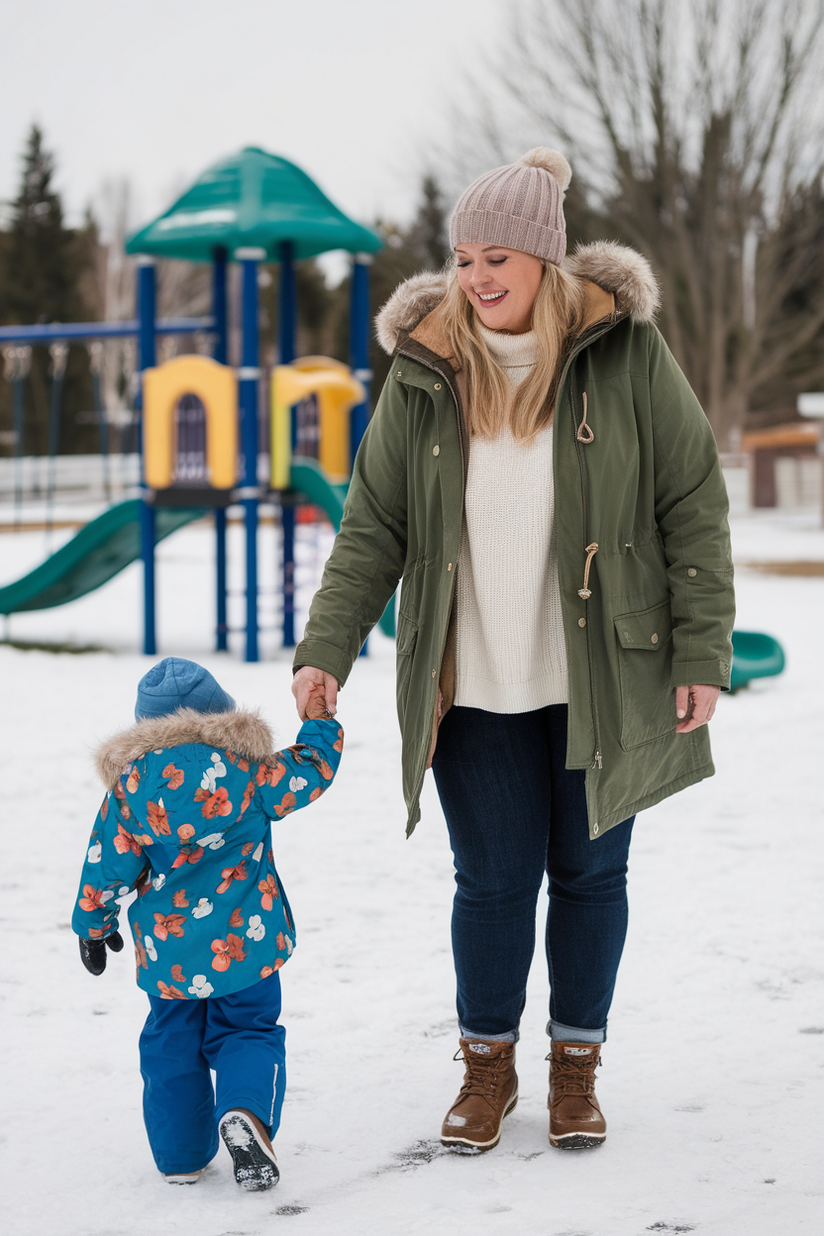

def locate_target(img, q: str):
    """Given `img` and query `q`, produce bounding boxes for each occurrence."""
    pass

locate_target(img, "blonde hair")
[427,261,586,441]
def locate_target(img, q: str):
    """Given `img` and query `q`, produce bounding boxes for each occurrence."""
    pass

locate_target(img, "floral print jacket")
[72,708,343,999]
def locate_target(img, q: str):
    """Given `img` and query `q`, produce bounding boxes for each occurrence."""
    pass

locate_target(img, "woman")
[292,149,734,1153]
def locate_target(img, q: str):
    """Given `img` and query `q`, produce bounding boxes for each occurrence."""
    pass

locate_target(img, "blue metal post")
[137,260,157,390]
[137,257,157,657]
[212,246,229,651]
[278,240,298,648]
[351,254,373,657]
[350,253,373,464]
[237,247,265,663]
[211,246,228,364]
[278,241,296,364]
[215,507,228,650]
[281,502,296,647]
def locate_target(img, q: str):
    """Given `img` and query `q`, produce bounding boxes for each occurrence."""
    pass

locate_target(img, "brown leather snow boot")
[441,1038,518,1151]
[547,1041,606,1149]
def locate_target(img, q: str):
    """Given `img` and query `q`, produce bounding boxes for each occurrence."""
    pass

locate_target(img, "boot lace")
[546,1050,601,1098]
[454,1047,512,1107]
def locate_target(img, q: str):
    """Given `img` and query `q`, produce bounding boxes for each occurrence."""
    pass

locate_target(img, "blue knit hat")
[135,657,235,720]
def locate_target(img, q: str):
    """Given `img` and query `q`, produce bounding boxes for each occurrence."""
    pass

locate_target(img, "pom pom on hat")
[518,147,572,191]
[135,657,235,720]
[449,146,572,265]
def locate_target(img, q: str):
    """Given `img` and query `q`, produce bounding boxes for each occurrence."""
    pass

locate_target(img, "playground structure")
[0,146,786,688]
[0,147,388,660]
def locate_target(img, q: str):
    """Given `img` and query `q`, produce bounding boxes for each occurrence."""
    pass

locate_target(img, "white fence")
[0,454,141,502]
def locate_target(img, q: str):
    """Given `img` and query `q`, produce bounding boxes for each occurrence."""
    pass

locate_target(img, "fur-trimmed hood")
[375,241,660,356]
[94,708,275,791]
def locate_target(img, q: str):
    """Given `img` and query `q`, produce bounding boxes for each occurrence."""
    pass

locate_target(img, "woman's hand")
[292,666,339,720]
[675,684,720,733]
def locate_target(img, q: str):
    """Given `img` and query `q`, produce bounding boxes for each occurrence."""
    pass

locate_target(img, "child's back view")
[72,657,343,1189]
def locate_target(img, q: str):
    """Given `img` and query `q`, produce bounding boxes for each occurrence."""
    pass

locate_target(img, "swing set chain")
[2,344,32,383]
[49,341,70,380]
[87,340,104,375]
[194,329,215,356]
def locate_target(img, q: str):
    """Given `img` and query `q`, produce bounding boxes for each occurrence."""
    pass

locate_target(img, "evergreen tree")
[0,125,97,456]
[405,175,450,270]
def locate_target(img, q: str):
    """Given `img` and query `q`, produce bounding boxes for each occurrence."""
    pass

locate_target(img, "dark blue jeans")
[139,973,286,1175]
[432,705,634,1044]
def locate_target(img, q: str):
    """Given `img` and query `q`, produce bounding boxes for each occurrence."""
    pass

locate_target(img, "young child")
[72,657,342,1190]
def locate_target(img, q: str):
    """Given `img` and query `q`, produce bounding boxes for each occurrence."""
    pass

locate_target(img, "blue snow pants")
[139,973,286,1175]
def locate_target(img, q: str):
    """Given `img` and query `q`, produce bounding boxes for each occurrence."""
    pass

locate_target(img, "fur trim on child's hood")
[94,708,275,790]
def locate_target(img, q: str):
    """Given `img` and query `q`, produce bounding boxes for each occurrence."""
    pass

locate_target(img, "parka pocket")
[396,611,419,724]
[613,600,675,750]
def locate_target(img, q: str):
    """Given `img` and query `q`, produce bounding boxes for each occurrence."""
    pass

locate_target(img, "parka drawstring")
[578,543,599,599]
[576,392,595,444]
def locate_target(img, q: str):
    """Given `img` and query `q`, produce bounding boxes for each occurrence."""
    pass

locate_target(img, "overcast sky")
[1,0,508,241]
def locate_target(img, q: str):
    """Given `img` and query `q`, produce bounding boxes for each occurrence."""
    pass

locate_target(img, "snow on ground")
[2,509,823,1235]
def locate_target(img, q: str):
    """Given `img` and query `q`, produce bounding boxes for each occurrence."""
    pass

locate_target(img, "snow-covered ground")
[2,509,823,1235]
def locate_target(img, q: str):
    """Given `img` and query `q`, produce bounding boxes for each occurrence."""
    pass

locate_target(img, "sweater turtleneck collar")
[478,324,538,372]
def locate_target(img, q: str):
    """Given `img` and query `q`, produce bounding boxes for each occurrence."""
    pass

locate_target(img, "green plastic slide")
[729,629,785,692]
[289,458,349,531]
[0,464,396,637]
[0,501,205,615]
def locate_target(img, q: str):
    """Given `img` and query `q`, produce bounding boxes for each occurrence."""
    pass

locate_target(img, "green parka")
[295,242,735,839]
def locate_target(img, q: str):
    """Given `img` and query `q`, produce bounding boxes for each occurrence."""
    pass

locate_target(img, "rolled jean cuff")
[460,1025,518,1044]
[548,1019,605,1045]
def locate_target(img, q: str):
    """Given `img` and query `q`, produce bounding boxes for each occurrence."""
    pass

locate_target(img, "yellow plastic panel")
[316,378,363,480]
[143,356,238,490]
[291,355,350,374]
[270,363,365,488]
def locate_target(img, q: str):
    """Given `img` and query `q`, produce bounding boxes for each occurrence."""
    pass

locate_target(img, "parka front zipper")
[555,317,621,780]
[568,370,603,776]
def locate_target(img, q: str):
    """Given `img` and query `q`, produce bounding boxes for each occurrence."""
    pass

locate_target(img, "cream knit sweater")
[453,326,568,713]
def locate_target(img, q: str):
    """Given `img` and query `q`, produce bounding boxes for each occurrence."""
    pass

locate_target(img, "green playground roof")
[126,146,382,262]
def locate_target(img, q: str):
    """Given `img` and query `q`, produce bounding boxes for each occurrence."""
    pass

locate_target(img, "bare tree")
[455,0,824,448]
[89,179,137,427]
[89,180,213,433]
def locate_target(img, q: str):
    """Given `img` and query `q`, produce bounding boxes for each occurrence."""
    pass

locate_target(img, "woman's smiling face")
[454,243,544,334]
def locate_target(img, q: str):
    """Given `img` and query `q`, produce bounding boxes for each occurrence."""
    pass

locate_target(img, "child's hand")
[79,932,124,976]
[304,682,334,721]
[293,666,338,719]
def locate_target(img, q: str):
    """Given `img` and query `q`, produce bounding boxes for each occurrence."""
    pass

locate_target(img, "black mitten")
[79,931,125,976]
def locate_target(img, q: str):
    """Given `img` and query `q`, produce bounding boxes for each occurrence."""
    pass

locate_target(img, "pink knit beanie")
[449,148,572,266]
